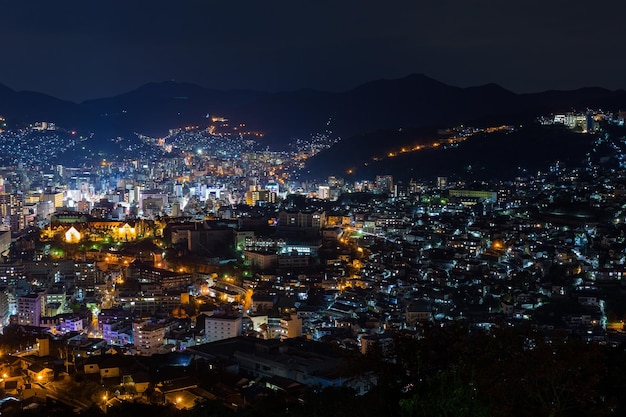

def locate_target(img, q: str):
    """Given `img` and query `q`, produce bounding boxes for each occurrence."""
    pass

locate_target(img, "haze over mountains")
[0,74,625,149]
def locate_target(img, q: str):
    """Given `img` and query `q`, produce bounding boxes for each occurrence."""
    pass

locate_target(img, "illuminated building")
[127,262,193,290]
[448,189,497,203]
[328,176,343,187]
[41,191,63,209]
[317,185,330,200]
[133,320,165,356]
[17,293,43,326]
[405,301,433,327]
[266,182,279,194]
[375,175,393,194]
[32,121,56,131]
[45,289,67,310]
[76,198,90,213]
[101,321,132,345]
[139,190,168,214]
[0,193,24,232]
[278,313,302,340]
[74,262,104,290]
[204,314,242,343]
[0,289,9,331]
[115,222,136,241]
[117,294,181,315]
[37,200,54,219]
[0,231,11,257]
[65,226,81,243]
[243,250,278,271]
[245,189,277,206]
[278,210,325,230]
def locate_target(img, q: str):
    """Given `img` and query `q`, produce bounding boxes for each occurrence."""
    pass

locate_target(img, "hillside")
[0,75,625,151]
[302,124,606,182]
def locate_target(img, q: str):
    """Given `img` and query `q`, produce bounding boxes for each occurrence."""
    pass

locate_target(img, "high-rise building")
[0,231,11,256]
[0,287,9,331]
[0,193,24,232]
[36,200,55,219]
[41,192,63,209]
[317,185,330,200]
[328,176,344,188]
[393,182,409,198]
[266,182,279,195]
[17,293,43,327]
[375,175,393,194]
[245,189,276,206]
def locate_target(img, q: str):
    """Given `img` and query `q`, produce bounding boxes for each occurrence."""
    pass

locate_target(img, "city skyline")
[1,1,626,102]
[2,3,626,415]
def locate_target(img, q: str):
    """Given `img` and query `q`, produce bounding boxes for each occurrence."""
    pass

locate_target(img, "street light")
[102,392,108,414]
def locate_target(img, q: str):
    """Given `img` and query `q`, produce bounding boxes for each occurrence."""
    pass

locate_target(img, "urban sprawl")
[0,110,624,414]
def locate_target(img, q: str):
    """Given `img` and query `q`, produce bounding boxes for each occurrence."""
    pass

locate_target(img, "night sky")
[1,0,625,102]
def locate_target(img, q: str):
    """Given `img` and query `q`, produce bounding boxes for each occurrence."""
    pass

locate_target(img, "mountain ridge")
[0,75,624,149]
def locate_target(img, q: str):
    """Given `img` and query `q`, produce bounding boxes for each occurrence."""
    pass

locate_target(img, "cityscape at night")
[2,2,626,417]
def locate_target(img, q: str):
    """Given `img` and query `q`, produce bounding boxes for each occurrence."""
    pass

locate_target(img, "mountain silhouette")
[0,75,624,150]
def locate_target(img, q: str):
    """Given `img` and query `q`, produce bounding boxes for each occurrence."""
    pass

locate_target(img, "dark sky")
[1,0,625,102]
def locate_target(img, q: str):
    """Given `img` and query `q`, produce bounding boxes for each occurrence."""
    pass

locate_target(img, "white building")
[204,314,242,343]
[59,317,84,333]
[318,185,330,200]
[102,322,132,345]
[133,321,165,356]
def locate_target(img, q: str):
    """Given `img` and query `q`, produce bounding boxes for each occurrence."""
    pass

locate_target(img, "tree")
[399,366,491,417]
